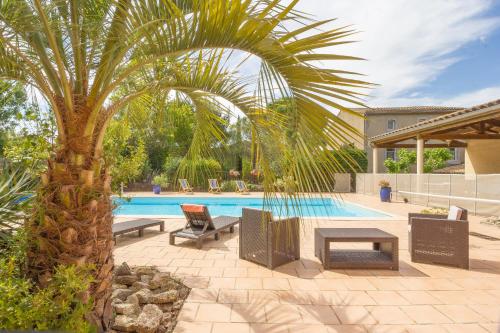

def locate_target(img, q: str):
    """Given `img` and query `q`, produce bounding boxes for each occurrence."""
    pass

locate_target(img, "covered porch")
[369,99,500,175]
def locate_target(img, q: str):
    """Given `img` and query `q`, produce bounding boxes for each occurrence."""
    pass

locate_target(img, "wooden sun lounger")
[113,219,165,240]
[169,204,240,249]
[208,179,221,194]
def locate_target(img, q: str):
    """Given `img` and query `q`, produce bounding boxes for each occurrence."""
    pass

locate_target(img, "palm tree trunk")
[27,108,115,331]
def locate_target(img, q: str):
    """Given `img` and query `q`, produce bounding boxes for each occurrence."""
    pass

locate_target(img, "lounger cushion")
[447,206,464,221]
[182,204,205,213]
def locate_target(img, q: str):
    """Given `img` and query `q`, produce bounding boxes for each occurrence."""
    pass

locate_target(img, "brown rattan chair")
[408,206,469,269]
[169,204,240,249]
[239,208,300,269]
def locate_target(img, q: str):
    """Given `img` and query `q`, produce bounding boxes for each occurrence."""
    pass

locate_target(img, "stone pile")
[110,263,190,333]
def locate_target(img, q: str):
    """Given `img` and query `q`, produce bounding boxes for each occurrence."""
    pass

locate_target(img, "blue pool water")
[113,197,389,218]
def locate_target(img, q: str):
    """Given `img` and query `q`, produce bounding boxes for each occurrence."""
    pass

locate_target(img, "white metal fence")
[355,173,500,216]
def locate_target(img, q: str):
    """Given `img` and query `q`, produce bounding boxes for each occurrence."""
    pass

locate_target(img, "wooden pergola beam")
[422,134,500,140]
[373,142,468,148]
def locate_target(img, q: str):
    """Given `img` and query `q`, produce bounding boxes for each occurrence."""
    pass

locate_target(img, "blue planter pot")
[380,187,391,202]
[153,185,161,195]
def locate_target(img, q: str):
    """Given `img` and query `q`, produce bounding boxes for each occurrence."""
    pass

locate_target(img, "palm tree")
[0,0,369,329]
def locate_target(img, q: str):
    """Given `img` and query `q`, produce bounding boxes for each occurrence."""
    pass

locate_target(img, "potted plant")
[152,174,169,195]
[379,180,391,202]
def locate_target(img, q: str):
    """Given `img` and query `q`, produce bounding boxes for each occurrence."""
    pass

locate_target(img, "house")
[369,99,500,176]
[338,106,464,172]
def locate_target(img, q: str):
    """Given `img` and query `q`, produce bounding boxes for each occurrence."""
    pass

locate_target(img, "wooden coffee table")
[314,228,399,270]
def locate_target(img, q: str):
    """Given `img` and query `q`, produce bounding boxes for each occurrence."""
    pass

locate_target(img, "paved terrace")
[113,193,500,333]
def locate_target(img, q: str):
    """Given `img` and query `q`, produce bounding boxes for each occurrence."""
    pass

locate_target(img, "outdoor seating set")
[113,203,470,270]
[179,178,250,194]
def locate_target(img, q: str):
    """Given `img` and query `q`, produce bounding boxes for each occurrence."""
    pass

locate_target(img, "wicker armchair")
[408,207,469,269]
[239,208,300,269]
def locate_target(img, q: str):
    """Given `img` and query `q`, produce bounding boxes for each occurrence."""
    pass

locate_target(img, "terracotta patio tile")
[213,259,237,268]
[175,267,200,276]
[296,268,323,279]
[263,278,291,290]
[172,321,212,333]
[248,290,280,305]
[170,258,193,267]
[405,324,448,333]
[468,305,500,322]
[442,323,489,333]
[289,278,321,291]
[336,291,377,306]
[231,304,267,323]
[235,277,263,290]
[364,325,407,333]
[249,323,288,333]
[366,305,414,324]
[177,303,199,321]
[298,304,340,325]
[247,268,273,278]
[209,277,236,289]
[223,267,248,278]
[315,279,349,291]
[195,303,231,322]
[272,268,298,278]
[434,305,486,323]
[181,276,210,289]
[333,306,377,325]
[343,279,377,291]
[186,288,219,303]
[265,304,302,324]
[479,323,500,333]
[191,259,215,268]
[325,324,367,333]
[198,267,224,277]
[366,291,410,306]
[287,324,328,333]
[278,290,313,305]
[309,291,341,306]
[397,291,441,305]
[400,305,452,324]
[212,322,251,333]
[218,289,249,304]
[369,278,407,291]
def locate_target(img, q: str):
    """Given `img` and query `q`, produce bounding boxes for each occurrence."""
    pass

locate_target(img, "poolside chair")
[408,206,469,269]
[169,204,240,249]
[208,178,221,194]
[235,180,250,194]
[179,179,193,194]
[239,208,300,269]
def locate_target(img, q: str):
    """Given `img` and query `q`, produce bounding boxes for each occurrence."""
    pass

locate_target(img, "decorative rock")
[126,294,140,306]
[150,290,178,304]
[115,275,138,286]
[112,288,134,301]
[112,315,136,332]
[136,304,163,333]
[132,281,150,292]
[114,303,141,316]
[134,288,153,304]
[140,275,152,284]
[115,262,133,276]
[112,283,128,290]
[134,266,158,277]
[149,272,171,289]
[161,312,172,325]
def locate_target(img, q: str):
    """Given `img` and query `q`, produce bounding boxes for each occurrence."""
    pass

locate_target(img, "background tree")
[384,148,453,173]
[0,1,369,329]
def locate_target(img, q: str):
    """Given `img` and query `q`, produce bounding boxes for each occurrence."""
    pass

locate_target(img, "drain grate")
[469,232,500,241]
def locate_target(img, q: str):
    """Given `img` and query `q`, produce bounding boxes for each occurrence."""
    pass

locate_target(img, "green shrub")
[152,173,169,188]
[178,158,222,189]
[0,231,94,333]
[221,181,235,192]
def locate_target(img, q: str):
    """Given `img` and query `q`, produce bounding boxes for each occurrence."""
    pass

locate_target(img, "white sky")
[241,0,500,108]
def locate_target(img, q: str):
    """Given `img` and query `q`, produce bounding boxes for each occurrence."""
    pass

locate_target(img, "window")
[387,119,396,130]
[449,148,457,161]
[385,148,396,160]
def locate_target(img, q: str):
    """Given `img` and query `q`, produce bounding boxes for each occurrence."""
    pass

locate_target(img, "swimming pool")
[113,196,390,218]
